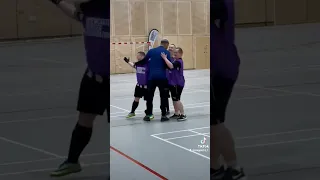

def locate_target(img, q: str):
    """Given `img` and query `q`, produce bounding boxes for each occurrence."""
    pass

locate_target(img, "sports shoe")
[170,114,179,119]
[143,114,154,121]
[50,160,82,177]
[166,111,170,115]
[210,166,225,180]
[126,112,135,118]
[177,114,187,121]
[224,167,246,180]
[161,115,169,122]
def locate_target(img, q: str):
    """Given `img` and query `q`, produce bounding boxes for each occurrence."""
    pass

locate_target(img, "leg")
[169,85,180,118]
[127,86,142,118]
[158,79,170,121]
[166,90,171,115]
[144,80,156,121]
[175,86,187,121]
[51,72,108,177]
[210,76,245,180]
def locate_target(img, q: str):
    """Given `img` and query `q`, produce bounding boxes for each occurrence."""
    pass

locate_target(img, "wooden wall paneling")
[177,36,194,69]
[266,0,275,22]
[0,0,18,39]
[114,36,134,73]
[235,0,266,24]
[70,19,83,35]
[206,0,210,34]
[113,1,130,36]
[307,0,320,23]
[177,1,192,35]
[195,36,209,69]
[131,1,146,36]
[146,1,161,33]
[163,36,178,47]
[191,2,206,34]
[274,0,307,25]
[162,1,178,35]
[17,0,70,38]
[132,37,149,58]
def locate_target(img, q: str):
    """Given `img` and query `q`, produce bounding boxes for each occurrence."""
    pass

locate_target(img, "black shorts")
[134,85,147,100]
[77,70,109,118]
[211,75,235,126]
[169,85,183,101]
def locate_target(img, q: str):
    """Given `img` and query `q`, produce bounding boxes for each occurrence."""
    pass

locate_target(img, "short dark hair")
[137,51,145,56]
[160,39,169,44]
[176,47,183,54]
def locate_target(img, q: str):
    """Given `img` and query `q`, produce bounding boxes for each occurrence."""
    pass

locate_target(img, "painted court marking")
[151,127,320,160]
[0,136,63,158]
[110,146,168,180]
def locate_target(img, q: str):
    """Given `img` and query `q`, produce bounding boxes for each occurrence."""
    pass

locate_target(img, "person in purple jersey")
[123,52,148,118]
[211,0,246,180]
[164,44,176,115]
[48,0,109,177]
[161,47,187,121]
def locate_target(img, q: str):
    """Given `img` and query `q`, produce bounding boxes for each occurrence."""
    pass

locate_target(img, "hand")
[161,52,167,60]
[123,57,130,63]
[49,0,62,5]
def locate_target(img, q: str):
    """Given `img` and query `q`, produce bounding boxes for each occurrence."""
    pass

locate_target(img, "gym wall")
[110,0,210,74]
[0,0,319,72]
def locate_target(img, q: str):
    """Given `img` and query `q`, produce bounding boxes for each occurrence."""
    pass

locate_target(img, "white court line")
[0,161,109,176]
[112,90,210,100]
[151,127,209,136]
[110,102,209,115]
[238,84,320,97]
[152,135,320,161]
[237,136,320,149]
[0,115,76,124]
[110,105,130,112]
[0,136,62,158]
[157,127,320,140]
[111,104,209,118]
[165,133,210,141]
[189,130,210,138]
[0,152,109,166]
[151,135,210,160]
[236,128,320,140]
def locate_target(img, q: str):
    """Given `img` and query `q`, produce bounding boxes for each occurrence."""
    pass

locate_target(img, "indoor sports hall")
[110,23,320,180]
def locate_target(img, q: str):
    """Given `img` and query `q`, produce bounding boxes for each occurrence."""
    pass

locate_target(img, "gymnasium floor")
[0,38,109,180]
[110,23,320,180]
[0,22,319,180]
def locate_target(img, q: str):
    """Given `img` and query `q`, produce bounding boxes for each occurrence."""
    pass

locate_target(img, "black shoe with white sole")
[177,114,187,121]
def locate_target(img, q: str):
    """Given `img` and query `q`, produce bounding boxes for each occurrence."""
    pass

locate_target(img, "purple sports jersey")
[211,0,240,80]
[136,64,148,85]
[168,59,185,87]
[82,10,109,76]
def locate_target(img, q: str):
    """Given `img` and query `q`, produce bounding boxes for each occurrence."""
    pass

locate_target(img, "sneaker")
[50,160,82,177]
[177,114,187,121]
[126,112,135,118]
[143,114,154,121]
[210,166,225,180]
[161,115,169,122]
[224,167,246,180]
[166,111,170,115]
[169,114,179,119]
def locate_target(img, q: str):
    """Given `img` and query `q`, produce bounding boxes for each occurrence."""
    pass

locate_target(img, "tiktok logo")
[200,136,207,144]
